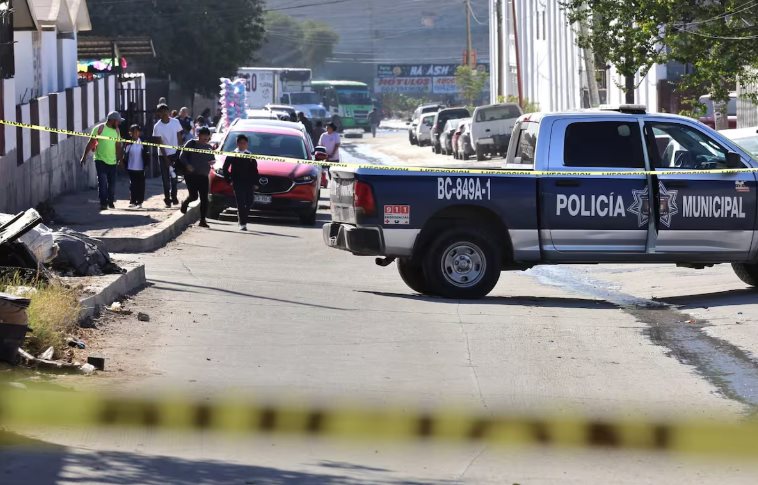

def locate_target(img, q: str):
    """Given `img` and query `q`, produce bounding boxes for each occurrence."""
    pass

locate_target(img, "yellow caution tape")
[2,118,758,177]
[0,389,757,456]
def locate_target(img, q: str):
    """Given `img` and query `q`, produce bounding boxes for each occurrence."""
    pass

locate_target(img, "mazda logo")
[259,177,269,185]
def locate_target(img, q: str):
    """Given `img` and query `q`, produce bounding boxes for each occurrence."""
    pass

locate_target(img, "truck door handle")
[555,179,580,187]
[663,181,688,188]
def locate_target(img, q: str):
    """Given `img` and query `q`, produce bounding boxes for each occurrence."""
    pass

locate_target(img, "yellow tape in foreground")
[0,389,756,456]
[2,118,758,177]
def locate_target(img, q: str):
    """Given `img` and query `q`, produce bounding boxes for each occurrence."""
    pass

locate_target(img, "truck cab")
[324,106,758,299]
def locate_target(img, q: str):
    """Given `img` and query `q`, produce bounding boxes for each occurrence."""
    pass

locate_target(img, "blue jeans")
[95,160,117,206]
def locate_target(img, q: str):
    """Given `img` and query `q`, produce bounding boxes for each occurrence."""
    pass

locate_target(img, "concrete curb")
[78,264,147,320]
[96,203,199,253]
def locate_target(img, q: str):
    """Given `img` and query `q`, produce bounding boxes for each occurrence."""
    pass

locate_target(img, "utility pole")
[511,0,524,107]
[496,0,504,99]
[465,0,473,67]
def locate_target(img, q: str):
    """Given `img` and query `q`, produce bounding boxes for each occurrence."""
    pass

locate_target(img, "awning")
[77,36,156,60]
[10,0,38,31]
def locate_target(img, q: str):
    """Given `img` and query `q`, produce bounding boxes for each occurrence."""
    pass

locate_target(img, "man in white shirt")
[153,104,184,207]
[318,122,341,162]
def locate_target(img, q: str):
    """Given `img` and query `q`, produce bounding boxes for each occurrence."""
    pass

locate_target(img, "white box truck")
[236,67,328,123]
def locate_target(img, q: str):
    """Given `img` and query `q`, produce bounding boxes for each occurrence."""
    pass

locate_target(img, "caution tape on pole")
[2,118,758,177]
[0,389,757,456]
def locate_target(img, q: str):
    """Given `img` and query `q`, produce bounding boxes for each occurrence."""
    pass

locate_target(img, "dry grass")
[25,284,81,358]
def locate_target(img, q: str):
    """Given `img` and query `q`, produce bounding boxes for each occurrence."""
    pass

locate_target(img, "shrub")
[25,284,80,358]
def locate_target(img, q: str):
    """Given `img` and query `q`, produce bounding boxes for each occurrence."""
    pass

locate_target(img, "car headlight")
[294,174,317,184]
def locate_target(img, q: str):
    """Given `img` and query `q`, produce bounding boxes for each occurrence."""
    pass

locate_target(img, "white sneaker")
[239,224,247,231]
[137,204,142,209]
[128,203,137,208]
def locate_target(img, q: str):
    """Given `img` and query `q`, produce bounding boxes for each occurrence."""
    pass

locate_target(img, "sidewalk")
[50,174,190,240]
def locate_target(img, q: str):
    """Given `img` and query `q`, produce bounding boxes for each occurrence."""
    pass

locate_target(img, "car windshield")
[336,88,371,105]
[476,105,521,121]
[732,136,758,157]
[288,92,321,104]
[223,131,307,159]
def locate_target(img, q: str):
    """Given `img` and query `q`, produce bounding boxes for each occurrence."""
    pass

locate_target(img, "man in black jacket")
[222,134,258,231]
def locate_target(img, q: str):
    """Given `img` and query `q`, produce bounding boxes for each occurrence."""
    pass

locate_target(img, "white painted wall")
[57,37,78,90]
[40,29,59,95]
[36,96,50,152]
[14,31,36,105]
[2,78,16,154]
[490,0,660,112]
[19,103,31,162]
[72,86,82,132]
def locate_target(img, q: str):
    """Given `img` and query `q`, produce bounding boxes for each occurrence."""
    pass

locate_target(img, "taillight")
[354,180,376,217]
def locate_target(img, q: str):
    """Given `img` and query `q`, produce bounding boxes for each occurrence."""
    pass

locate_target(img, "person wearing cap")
[81,111,124,211]
[153,103,184,207]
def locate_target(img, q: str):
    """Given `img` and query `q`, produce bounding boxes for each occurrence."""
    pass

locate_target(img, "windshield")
[288,92,321,105]
[223,131,307,159]
[733,136,758,157]
[476,105,521,122]
[336,88,371,105]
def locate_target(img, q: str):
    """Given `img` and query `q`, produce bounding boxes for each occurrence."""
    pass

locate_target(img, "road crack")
[457,303,488,411]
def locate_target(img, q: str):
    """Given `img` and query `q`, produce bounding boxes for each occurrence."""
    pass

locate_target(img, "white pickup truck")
[471,103,523,161]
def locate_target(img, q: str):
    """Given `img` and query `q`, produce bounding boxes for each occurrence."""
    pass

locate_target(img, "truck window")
[514,122,538,164]
[645,122,732,170]
[476,105,521,122]
[564,121,644,168]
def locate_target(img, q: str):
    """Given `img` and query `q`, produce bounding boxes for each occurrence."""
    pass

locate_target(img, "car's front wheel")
[732,263,758,287]
[299,205,318,226]
[422,226,501,299]
[476,144,486,161]
[207,197,225,220]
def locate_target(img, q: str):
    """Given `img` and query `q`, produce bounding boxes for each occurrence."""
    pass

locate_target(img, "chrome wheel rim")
[441,242,486,288]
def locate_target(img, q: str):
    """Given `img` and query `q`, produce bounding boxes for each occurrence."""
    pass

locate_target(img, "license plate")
[254,194,272,204]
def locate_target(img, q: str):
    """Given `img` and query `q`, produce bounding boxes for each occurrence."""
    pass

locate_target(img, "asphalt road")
[4,130,758,484]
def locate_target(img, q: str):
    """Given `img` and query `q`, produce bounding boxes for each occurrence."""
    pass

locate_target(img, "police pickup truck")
[323,106,758,299]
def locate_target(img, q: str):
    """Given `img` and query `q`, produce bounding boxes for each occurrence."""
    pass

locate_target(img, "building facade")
[0,0,119,213]
[488,0,662,113]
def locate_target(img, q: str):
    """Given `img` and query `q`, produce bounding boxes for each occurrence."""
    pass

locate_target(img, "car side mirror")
[726,151,742,168]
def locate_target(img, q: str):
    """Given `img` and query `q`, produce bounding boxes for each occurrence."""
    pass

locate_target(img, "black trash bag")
[51,229,124,276]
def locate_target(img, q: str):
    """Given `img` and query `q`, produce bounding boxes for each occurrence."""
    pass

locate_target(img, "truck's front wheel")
[422,226,501,299]
[397,258,431,295]
[732,263,758,287]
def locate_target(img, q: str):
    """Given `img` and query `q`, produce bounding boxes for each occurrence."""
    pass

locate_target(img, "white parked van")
[415,112,436,146]
[470,103,523,160]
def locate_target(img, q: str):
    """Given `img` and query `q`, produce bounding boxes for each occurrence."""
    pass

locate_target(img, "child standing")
[123,124,149,208]
[222,134,258,231]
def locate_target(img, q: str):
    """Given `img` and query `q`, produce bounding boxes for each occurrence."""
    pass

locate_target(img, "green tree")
[666,1,758,129]
[257,13,339,72]
[562,1,758,128]
[455,65,489,107]
[562,0,669,104]
[87,0,265,96]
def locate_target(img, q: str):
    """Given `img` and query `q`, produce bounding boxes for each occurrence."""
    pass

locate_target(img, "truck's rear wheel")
[422,226,501,299]
[476,144,486,161]
[732,263,758,287]
[397,258,431,295]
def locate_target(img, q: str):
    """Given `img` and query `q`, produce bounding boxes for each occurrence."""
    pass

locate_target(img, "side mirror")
[726,151,742,168]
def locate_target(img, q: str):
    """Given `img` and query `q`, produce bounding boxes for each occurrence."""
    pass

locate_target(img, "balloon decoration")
[218,78,247,132]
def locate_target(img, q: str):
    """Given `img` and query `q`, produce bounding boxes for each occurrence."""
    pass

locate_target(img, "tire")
[397,258,431,295]
[476,144,486,161]
[299,205,318,226]
[732,263,758,286]
[410,133,418,145]
[434,144,441,155]
[207,198,225,220]
[422,225,502,299]
[462,151,470,161]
